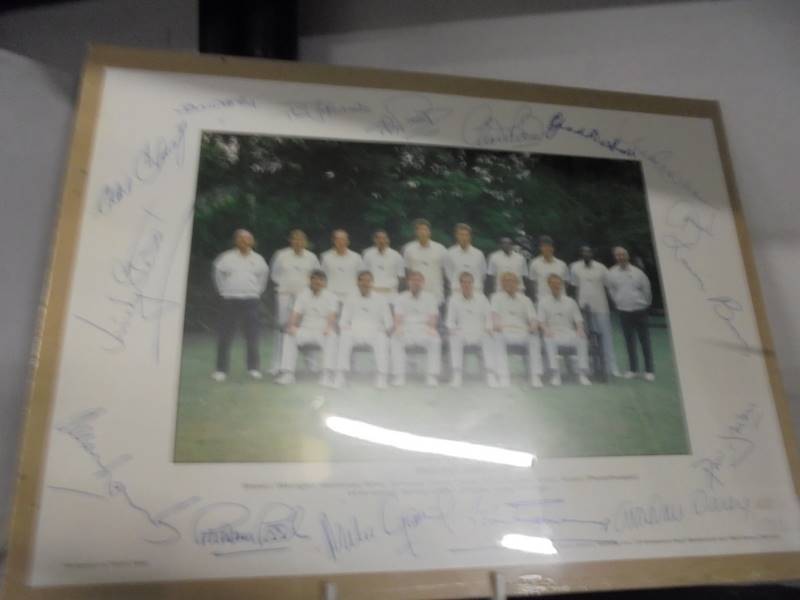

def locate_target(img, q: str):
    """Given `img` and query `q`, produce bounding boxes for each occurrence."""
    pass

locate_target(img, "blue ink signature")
[462,104,553,148]
[287,99,371,122]
[380,492,455,557]
[471,495,610,533]
[96,121,187,215]
[691,489,751,517]
[708,296,750,350]
[175,96,256,116]
[368,94,452,138]
[192,502,309,557]
[52,408,200,543]
[75,206,192,360]
[692,402,762,490]
[319,512,376,561]
[611,496,685,533]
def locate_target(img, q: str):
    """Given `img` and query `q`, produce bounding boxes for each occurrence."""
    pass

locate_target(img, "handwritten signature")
[287,99,371,122]
[75,207,189,360]
[368,94,452,139]
[462,104,554,148]
[193,502,309,557]
[96,121,187,215]
[51,408,200,544]
[692,402,762,490]
[175,96,256,116]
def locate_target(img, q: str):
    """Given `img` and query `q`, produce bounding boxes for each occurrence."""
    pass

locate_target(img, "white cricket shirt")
[570,260,610,313]
[269,248,320,295]
[340,291,393,337]
[490,291,538,332]
[362,246,405,291]
[402,240,447,302]
[292,288,338,332]
[529,256,569,300]
[538,294,584,337]
[394,290,439,334]
[487,250,528,281]
[446,244,487,292]
[446,292,491,339]
[321,249,364,300]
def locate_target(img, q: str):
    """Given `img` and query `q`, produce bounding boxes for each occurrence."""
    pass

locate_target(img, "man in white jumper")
[529,235,569,303]
[276,270,339,386]
[402,218,447,304]
[606,246,654,381]
[446,271,496,388]
[268,229,320,375]
[212,229,269,382]
[446,223,487,293]
[570,245,619,377]
[487,237,528,294]
[321,229,364,305]
[490,272,543,388]
[361,229,405,298]
[391,271,442,386]
[539,274,591,386]
[334,271,393,389]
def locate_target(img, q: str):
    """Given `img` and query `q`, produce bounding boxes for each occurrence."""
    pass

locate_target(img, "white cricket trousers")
[544,333,589,373]
[337,331,389,374]
[280,329,338,373]
[391,332,442,377]
[271,293,295,372]
[494,331,543,379]
[449,333,495,374]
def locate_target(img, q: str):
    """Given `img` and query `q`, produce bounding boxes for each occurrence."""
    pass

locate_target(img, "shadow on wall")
[299,0,710,35]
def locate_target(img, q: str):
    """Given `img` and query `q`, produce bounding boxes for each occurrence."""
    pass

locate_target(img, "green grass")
[174,318,689,462]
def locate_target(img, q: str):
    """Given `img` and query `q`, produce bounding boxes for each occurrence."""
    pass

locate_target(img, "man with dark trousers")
[606,246,654,381]
[211,229,269,382]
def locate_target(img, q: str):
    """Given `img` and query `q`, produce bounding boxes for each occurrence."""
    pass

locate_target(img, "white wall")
[301,0,800,437]
[0,0,197,79]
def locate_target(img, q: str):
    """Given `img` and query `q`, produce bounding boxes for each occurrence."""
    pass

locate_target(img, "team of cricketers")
[211,219,655,389]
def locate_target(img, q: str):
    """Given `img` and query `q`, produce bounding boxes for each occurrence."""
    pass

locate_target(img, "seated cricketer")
[445,271,496,388]
[490,271,543,388]
[391,271,442,387]
[211,228,269,382]
[539,273,592,387]
[334,271,393,389]
[275,270,339,387]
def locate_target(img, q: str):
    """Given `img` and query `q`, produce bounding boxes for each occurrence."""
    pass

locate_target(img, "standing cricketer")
[212,229,269,382]
[570,245,619,377]
[402,218,448,304]
[528,235,569,303]
[362,229,406,298]
[445,223,487,293]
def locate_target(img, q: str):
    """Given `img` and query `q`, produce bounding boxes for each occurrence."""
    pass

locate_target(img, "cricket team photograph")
[174,133,688,462]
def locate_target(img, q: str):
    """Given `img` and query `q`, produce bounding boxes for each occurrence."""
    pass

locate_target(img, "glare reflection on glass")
[500,534,558,555]
[324,416,536,467]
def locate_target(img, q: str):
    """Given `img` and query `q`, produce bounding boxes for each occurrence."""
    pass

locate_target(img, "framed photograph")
[4,46,799,599]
